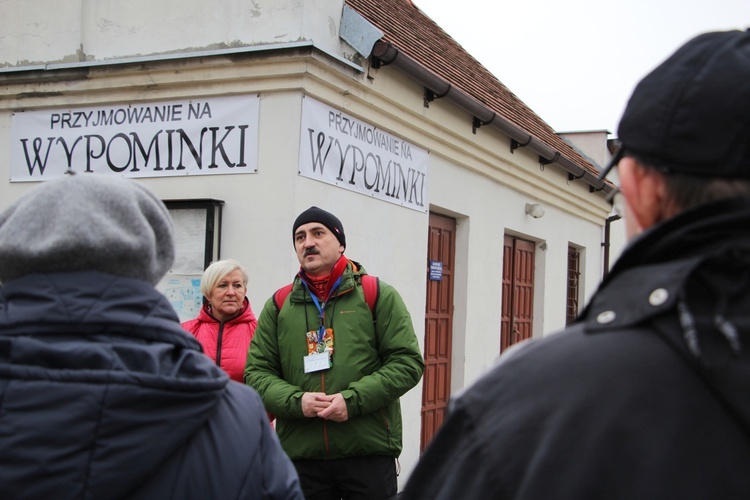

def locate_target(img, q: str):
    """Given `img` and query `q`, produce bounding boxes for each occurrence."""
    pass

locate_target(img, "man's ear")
[618,157,668,233]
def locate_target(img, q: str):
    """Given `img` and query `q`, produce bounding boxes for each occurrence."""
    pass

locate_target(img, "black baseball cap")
[600,29,750,180]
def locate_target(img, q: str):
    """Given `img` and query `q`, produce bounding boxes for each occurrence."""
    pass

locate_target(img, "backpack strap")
[273,275,379,314]
[273,283,294,313]
[360,274,379,315]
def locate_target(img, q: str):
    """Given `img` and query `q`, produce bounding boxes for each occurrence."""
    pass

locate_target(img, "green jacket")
[245,262,424,460]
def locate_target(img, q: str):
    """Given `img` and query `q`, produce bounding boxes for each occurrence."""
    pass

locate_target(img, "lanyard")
[303,276,342,335]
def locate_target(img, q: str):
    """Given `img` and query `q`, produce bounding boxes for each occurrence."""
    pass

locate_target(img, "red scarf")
[299,255,349,301]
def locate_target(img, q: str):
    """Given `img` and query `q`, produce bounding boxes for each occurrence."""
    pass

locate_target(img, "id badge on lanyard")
[304,325,334,373]
[302,277,340,374]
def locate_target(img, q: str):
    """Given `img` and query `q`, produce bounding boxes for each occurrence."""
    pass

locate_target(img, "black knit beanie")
[292,206,346,248]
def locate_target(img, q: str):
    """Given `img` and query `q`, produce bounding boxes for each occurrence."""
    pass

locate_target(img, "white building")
[0,0,622,484]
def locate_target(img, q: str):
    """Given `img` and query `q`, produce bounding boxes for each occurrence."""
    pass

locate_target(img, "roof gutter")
[371,41,613,195]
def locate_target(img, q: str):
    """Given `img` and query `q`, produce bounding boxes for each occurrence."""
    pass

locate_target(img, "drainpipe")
[602,214,622,279]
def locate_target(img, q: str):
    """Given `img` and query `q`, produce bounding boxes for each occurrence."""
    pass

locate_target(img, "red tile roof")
[346,0,599,176]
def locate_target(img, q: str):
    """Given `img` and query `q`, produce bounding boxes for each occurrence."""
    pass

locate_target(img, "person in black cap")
[0,173,303,499]
[401,29,750,499]
[246,206,424,500]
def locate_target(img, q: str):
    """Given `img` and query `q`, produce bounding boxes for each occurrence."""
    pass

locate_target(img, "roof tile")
[346,0,599,175]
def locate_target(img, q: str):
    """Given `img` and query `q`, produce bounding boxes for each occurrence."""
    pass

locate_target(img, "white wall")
[428,153,606,390]
[2,0,353,67]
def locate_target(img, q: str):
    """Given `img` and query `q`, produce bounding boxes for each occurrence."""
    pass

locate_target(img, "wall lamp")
[525,203,545,219]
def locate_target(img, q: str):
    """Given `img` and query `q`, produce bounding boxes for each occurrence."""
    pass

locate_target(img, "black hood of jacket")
[0,271,230,499]
[582,195,750,439]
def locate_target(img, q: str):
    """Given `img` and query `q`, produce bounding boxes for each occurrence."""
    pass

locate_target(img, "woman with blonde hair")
[182,259,257,382]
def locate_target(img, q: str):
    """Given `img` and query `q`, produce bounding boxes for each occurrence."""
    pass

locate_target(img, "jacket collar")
[582,196,750,331]
[583,257,704,331]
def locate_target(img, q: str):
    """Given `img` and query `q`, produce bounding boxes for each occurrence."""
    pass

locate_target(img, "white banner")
[299,96,428,212]
[10,95,260,181]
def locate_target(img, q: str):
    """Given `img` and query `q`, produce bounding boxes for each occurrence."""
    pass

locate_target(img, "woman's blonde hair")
[200,259,248,298]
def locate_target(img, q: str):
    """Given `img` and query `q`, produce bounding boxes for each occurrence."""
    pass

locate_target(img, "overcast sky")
[416,0,750,136]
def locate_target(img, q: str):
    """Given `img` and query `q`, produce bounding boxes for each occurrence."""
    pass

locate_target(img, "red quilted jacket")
[182,297,257,383]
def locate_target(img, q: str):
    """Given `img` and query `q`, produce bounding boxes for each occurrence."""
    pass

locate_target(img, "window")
[566,246,581,325]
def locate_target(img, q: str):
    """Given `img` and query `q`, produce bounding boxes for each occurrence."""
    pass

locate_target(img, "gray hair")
[633,154,750,212]
[200,259,249,298]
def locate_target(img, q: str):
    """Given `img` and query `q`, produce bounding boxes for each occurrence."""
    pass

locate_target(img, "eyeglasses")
[606,188,624,217]
[598,146,625,181]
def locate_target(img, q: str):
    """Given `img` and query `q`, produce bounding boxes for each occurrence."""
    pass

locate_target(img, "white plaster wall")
[428,153,606,390]
[559,130,611,168]
[1,0,351,66]
[606,168,628,270]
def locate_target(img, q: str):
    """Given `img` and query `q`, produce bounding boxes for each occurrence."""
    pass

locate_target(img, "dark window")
[566,246,581,325]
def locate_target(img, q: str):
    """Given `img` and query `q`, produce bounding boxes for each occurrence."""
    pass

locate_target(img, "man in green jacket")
[245,206,424,500]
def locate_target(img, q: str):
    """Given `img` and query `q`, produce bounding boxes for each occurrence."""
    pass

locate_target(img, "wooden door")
[501,235,535,352]
[421,213,455,451]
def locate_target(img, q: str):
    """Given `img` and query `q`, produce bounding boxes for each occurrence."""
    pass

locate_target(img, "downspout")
[602,214,622,279]
[371,41,614,195]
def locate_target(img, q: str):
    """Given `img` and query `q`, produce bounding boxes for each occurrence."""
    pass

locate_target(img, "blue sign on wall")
[429,260,443,281]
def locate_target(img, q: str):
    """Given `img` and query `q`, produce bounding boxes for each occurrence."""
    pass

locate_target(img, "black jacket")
[403,197,750,499]
[0,271,302,500]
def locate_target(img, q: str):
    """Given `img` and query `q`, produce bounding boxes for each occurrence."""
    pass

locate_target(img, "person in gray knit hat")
[0,172,174,285]
[0,173,302,499]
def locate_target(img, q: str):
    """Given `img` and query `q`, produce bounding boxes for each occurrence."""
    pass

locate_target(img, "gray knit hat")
[0,173,174,285]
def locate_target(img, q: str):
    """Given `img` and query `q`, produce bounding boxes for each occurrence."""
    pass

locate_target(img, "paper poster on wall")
[10,94,260,181]
[170,208,210,275]
[298,96,429,213]
[158,274,203,323]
